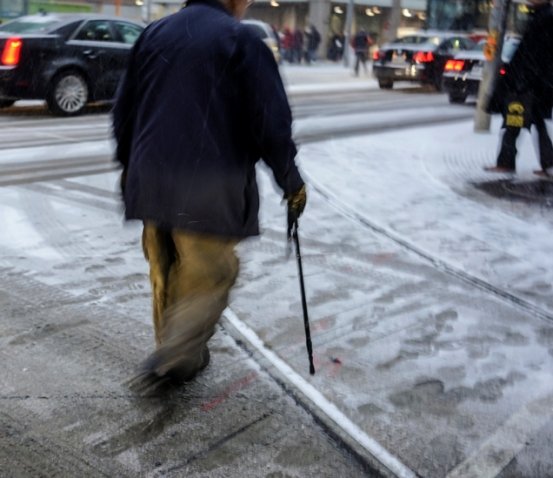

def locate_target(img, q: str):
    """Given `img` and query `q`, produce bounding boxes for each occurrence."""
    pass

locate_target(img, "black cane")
[291,219,315,375]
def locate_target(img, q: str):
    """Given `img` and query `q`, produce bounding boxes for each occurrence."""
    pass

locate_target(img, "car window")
[459,38,474,49]
[439,39,453,51]
[113,21,143,44]
[0,17,62,33]
[449,38,464,51]
[74,20,115,42]
[393,35,438,45]
[471,39,486,51]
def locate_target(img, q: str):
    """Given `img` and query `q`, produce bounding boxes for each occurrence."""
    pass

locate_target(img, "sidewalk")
[2,64,553,477]
[227,112,553,477]
[281,61,378,95]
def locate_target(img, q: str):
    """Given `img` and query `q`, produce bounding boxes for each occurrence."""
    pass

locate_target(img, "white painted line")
[446,390,553,478]
[223,307,417,478]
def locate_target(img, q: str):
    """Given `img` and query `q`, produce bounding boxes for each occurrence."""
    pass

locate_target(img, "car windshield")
[471,39,486,51]
[393,35,441,46]
[0,17,62,34]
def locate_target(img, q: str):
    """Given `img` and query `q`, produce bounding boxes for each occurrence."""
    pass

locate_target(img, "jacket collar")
[185,0,232,16]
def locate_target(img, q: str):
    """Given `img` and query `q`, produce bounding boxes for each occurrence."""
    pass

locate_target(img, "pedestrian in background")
[327,31,344,62]
[484,0,553,175]
[282,26,294,63]
[352,29,370,76]
[293,28,304,63]
[113,0,306,396]
[304,24,321,64]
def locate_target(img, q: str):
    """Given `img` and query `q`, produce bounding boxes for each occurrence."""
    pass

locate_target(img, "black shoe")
[170,348,211,383]
[127,355,177,398]
[483,166,515,173]
[534,168,553,178]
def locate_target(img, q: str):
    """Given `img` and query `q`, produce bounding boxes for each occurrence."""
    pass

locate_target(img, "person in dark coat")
[484,0,553,175]
[304,24,321,64]
[113,0,306,396]
[352,29,370,76]
[293,28,304,63]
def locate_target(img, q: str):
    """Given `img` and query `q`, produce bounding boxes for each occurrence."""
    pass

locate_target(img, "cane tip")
[309,365,315,375]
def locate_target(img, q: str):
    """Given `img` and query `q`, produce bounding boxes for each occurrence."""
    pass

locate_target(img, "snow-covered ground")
[2,68,553,476]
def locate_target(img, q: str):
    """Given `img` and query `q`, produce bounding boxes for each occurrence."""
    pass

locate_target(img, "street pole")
[146,0,153,23]
[385,0,401,44]
[343,0,354,68]
[474,0,511,132]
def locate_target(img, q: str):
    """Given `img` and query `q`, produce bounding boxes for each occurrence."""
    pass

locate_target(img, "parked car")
[0,13,143,115]
[372,32,475,90]
[442,36,521,104]
[242,19,281,63]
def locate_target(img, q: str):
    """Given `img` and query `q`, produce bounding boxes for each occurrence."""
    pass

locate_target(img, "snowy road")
[0,89,473,185]
[2,79,553,477]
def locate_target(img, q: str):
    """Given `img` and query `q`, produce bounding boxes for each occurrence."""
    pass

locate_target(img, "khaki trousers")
[142,222,239,379]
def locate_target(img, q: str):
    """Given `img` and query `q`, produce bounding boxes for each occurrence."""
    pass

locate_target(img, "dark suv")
[0,13,143,115]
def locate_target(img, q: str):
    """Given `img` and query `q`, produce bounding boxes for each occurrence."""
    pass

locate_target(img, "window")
[113,22,143,44]
[75,20,115,42]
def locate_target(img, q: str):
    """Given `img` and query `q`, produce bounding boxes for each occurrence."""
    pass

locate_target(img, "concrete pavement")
[2,63,553,477]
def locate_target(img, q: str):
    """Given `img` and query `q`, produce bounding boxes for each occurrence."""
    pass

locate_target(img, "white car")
[242,19,281,63]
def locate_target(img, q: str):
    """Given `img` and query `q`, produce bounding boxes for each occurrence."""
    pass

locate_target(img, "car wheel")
[449,92,467,104]
[47,71,89,116]
[378,79,393,89]
[0,100,15,108]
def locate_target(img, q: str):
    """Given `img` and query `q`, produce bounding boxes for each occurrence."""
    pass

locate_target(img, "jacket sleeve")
[234,29,304,197]
[112,36,142,170]
[506,12,546,94]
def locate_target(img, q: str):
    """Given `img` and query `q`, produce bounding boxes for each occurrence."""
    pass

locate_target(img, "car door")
[110,21,143,94]
[67,19,123,100]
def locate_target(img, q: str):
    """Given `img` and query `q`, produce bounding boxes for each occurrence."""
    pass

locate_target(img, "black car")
[442,36,521,104]
[0,13,143,115]
[372,32,475,90]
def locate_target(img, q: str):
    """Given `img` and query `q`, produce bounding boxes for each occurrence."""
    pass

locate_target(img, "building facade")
[425,0,532,35]
[246,0,427,51]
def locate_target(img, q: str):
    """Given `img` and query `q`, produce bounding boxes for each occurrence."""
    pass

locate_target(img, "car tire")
[0,100,15,108]
[449,92,467,104]
[47,70,89,116]
[378,79,393,89]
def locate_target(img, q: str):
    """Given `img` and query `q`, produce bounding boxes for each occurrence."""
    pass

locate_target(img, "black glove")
[287,185,307,238]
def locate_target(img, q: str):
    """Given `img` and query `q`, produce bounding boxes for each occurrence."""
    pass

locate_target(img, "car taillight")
[413,51,434,63]
[1,37,22,66]
[372,50,381,61]
[444,59,465,72]
[499,67,506,76]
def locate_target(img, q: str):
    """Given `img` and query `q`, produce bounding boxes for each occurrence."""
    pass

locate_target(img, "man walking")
[484,0,553,175]
[113,0,306,395]
[352,29,370,76]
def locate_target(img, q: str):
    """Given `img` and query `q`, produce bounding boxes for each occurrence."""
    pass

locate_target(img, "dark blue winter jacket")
[112,0,304,238]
